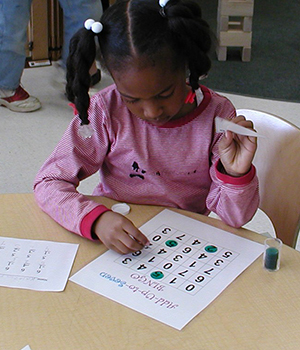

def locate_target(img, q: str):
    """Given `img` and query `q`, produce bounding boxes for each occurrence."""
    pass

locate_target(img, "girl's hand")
[218,115,257,177]
[93,211,150,254]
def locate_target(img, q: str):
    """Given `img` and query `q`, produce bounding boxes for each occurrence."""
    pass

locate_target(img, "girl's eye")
[157,89,174,99]
[124,98,139,104]
[122,88,174,104]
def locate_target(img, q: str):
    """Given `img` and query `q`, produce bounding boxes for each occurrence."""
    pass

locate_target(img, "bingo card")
[70,209,263,330]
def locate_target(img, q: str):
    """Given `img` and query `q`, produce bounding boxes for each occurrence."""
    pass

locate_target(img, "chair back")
[237,109,300,248]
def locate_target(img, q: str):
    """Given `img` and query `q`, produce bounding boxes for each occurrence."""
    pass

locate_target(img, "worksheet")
[0,237,78,291]
[70,210,263,330]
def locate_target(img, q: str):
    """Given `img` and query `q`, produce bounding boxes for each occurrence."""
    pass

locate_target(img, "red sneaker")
[0,86,41,112]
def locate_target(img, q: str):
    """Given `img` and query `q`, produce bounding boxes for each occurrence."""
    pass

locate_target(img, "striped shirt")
[34,85,259,240]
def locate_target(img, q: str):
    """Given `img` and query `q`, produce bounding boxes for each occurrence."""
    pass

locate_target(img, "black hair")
[66,0,213,126]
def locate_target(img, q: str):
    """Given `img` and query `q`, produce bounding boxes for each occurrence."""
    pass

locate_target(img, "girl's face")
[112,60,196,126]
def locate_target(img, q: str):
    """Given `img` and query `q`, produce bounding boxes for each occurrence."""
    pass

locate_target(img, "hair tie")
[159,0,169,17]
[78,124,95,139]
[84,19,103,34]
[159,0,169,7]
[184,90,196,104]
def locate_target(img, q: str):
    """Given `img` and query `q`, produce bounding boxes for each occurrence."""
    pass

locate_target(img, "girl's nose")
[143,101,163,120]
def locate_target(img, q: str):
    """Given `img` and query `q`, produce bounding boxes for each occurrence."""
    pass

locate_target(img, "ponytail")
[66,27,97,126]
[162,0,213,91]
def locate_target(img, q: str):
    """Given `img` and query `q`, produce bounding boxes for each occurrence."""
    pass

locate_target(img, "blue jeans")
[0,0,102,90]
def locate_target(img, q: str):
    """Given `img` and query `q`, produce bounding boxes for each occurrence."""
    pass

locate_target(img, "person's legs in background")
[0,0,41,112]
[0,0,103,112]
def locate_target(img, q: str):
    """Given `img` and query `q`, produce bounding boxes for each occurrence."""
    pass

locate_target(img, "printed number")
[182,247,192,254]
[152,235,162,242]
[173,254,183,262]
[169,277,177,284]
[148,256,156,263]
[192,239,201,245]
[204,268,214,275]
[122,257,132,264]
[157,248,168,254]
[195,275,205,283]
[214,259,224,266]
[162,227,171,234]
[222,251,233,258]
[137,264,147,270]
[144,243,153,249]
[163,262,173,270]
[189,261,197,268]
[176,234,186,240]
[132,250,142,256]
[185,284,195,292]
[197,253,207,259]
[178,269,188,277]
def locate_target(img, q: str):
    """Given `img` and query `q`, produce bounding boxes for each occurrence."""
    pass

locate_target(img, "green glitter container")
[263,238,282,271]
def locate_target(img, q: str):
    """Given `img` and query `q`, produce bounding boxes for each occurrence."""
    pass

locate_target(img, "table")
[1,193,300,350]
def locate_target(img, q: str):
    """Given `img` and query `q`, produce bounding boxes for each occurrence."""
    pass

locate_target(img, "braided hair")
[66,0,213,127]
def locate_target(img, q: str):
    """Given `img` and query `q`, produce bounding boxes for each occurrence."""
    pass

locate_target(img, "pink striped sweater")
[34,85,259,240]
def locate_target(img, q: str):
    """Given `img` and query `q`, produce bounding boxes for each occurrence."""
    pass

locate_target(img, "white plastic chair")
[237,109,300,248]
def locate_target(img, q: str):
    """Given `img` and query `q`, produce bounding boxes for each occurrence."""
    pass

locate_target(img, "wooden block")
[228,17,244,31]
[243,16,253,32]
[219,16,229,31]
[216,46,227,61]
[219,30,252,47]
[242,47,251,61]
[218,0,254,17]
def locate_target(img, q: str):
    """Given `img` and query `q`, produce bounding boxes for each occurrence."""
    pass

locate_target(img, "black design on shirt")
[130,161,146,180]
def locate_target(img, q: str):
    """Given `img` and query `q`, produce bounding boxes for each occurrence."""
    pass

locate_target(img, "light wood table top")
[1,193,300,350]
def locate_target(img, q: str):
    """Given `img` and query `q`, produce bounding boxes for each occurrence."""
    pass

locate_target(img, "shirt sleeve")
[206,159,259,228]
[205,102,259,228]
[33,98,111,240]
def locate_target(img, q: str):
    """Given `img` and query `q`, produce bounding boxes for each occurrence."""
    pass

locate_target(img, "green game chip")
[205,245,218,253]
[165,240,178,247]
[150,271,164,279]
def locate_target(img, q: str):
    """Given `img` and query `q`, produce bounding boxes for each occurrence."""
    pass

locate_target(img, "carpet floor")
[197,0,300,102]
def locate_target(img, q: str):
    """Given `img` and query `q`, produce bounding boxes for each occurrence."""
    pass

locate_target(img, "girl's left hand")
[218,115,257,177]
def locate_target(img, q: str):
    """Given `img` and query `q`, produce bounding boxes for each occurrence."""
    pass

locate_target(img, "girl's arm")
[34,103,149,253]
[33,116,110,239]
[206,159,259,228]
[206,115,259,227]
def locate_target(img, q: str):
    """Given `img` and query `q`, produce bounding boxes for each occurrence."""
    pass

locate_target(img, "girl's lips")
[145,116,173,126]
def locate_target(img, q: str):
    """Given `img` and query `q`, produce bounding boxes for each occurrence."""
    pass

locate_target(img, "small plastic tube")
[263,238,282,271]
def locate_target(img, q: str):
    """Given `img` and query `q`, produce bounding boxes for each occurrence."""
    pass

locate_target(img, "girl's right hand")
[93,211,150,254]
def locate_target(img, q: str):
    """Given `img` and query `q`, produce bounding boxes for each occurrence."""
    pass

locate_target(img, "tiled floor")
[1,65,299,250]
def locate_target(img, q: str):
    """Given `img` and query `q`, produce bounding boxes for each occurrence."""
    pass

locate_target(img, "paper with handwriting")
[0,236,78,291]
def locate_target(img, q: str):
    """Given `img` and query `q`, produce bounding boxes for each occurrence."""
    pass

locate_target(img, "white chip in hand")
[111,203,131,215]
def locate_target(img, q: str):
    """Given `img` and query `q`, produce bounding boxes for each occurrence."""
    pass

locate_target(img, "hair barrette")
[185,90,196,104]
[78,124,95,139]
[84,18,103,34]
[159,0,169,17]
[159,0,169,7]
[68,103,95,139]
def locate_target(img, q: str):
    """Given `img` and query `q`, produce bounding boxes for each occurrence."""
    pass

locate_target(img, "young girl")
[34,0,259,254]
